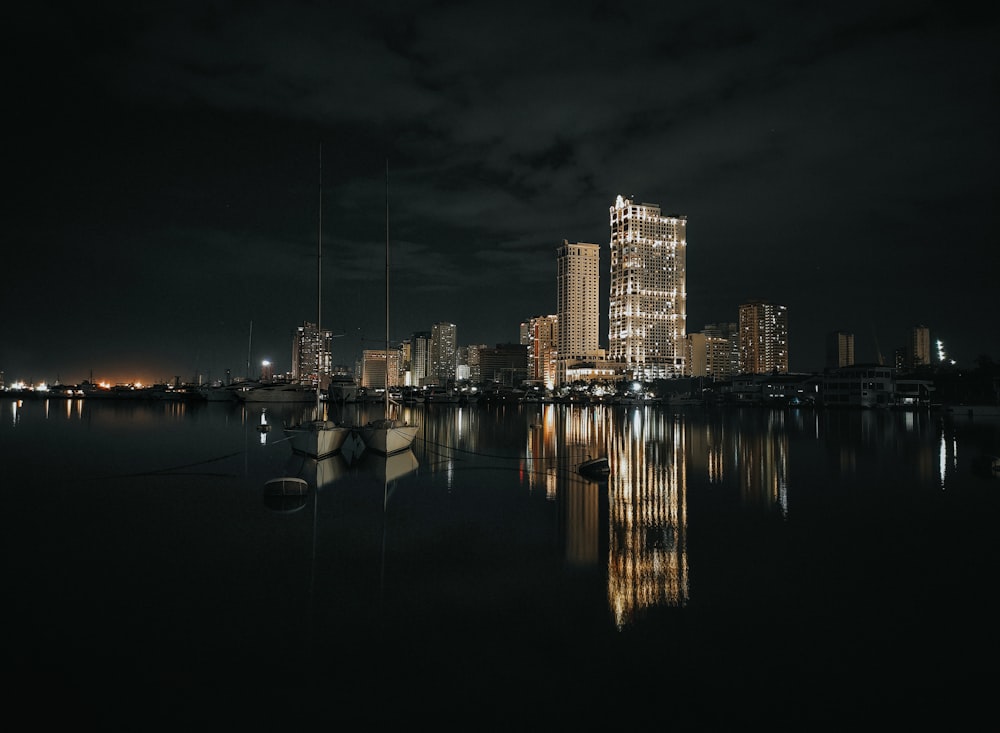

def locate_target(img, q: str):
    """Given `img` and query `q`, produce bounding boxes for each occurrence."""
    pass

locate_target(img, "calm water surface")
[5,397,999,726]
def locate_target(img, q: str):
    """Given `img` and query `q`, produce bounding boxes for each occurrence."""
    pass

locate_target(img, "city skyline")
[5,2,997,385]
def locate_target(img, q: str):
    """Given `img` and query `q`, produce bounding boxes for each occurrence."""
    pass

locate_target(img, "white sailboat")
[359,161,418,456]
[284,145,352,459]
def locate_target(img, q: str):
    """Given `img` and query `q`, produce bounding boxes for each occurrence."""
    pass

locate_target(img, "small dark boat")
[579,455,611,479]
[263,476,309,512]
[263,476,308,496]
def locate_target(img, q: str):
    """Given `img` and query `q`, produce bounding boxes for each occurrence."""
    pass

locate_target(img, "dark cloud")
[4,0,998,384]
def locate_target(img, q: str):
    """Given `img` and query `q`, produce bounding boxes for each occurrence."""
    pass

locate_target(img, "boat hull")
[237,385,318,403]
[284,420,351,459]
[359,418,418,455]
[579,456,611,479]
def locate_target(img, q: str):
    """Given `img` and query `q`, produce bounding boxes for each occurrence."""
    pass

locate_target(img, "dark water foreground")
[4,398,999,727]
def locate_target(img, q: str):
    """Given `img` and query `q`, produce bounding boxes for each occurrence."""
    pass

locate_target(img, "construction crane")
[872,324,885,366]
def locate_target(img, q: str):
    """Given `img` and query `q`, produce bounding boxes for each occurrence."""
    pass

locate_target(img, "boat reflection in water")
[358,448,419,485]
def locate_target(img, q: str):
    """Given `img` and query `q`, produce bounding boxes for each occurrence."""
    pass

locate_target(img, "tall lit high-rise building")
[909,325,931,368]
[738,299,789,374]
[826,330,855,370]
[409,331,431,386]
[525,315,558,389]
[609,196,687,380]
[556,240,601,386]
[291,321,332,386]
[466,344,489,384]
[431,322,457,385]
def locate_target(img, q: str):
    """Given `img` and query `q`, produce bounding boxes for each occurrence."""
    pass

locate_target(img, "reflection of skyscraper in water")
[737,411,790,516]
[524,405,559,500]
[565,479,601,567]
[607,410,689,628]
[559,406,611,567]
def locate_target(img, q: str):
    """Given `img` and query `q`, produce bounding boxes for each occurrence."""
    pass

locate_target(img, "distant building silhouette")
[480,343,528,387]
[826,330,855,370]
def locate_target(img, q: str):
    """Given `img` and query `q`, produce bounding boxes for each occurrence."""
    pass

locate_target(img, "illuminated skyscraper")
[609,196,687,380]
[409,331,431,386]
[431,322,457,385]
[556,240,601,386]
[738,299,789,374]
[524,314,558,389]
[909,325,931,368]
[292,321,332,385]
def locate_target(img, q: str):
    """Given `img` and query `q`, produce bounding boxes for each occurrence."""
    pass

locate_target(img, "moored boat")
[357,161,418,457]
[578,455,611,479]
[236,382,318,403]
[283,146,354,459]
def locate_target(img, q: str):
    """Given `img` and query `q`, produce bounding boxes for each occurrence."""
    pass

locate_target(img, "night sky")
[5,1,998,385]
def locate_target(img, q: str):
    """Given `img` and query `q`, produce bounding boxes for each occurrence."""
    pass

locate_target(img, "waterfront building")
[608,196,687,380]
[826,330,855,370]
[431,322,458,386]
[738,299,789,374]
[725,372,819,405]
[556,240,602,387]
[821,364,934,408]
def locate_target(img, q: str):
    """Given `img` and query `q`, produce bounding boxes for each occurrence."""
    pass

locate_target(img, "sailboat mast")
[247,320,253,381]
[384,159,390,417]
[316,145,323,411]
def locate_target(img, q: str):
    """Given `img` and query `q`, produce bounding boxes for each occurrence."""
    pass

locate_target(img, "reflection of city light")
[939,431,947,489]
